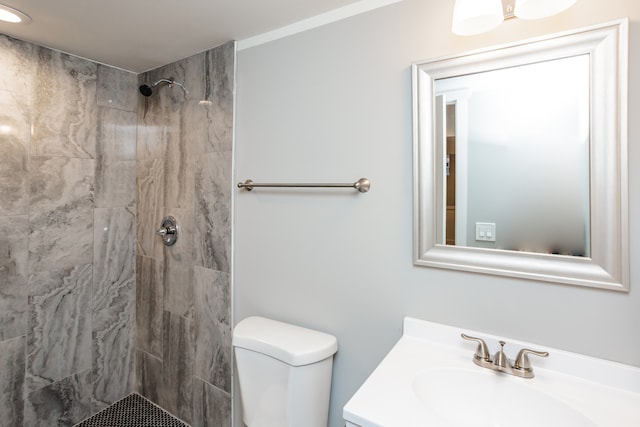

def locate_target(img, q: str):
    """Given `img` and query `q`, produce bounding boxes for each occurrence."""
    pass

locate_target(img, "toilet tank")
[233,316,338,427]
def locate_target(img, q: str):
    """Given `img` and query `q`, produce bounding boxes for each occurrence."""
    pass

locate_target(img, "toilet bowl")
[233,316,338,427]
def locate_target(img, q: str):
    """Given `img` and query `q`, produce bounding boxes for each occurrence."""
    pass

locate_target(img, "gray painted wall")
[234,1,640,426]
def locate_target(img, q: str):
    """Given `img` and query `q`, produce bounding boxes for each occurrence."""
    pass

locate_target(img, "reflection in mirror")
[436,55,590,256]
[412,19,629,291]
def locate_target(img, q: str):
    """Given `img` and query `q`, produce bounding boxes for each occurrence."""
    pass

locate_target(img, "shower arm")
[151,78,174,87]
[169,80,188,94]
[152,78,188,94]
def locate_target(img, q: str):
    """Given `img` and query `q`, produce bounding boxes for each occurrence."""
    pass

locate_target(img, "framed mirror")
[412,19,629,291]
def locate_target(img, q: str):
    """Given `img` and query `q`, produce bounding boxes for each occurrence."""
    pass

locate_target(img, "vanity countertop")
[343,317,640,427]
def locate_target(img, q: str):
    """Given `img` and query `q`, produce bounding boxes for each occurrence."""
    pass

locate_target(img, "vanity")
[343,317,640,426]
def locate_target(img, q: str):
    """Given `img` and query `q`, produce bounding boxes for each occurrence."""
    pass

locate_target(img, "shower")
[139,77,188,96]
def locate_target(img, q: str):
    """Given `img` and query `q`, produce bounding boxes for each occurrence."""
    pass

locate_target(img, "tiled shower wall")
[0,33,234,426]
[135,42,234,426]
[0,34,137,425]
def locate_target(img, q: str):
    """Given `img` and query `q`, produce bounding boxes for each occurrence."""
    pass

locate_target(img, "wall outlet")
[475,222,496,242]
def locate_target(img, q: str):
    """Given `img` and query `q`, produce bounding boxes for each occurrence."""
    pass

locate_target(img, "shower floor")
[73,393,189,427]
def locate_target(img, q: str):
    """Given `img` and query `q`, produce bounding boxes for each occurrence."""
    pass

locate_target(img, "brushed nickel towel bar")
[237,178,370,193]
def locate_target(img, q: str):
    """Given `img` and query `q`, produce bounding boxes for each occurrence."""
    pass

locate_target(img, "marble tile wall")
[0,33,234,427]
[0,34,137,425]
[135,41,235,427]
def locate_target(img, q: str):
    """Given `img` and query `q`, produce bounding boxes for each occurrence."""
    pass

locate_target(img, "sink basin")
[413,368,597,427]
[343,317,640,427]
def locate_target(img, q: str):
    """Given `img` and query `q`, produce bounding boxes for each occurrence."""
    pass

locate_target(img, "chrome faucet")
[461,334,549,379]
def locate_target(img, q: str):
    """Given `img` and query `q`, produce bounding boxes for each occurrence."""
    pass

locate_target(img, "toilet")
[233,316,338,427]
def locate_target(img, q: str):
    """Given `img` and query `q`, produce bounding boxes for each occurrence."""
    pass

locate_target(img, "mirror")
[412,19,629,291]
[437,55,591,256]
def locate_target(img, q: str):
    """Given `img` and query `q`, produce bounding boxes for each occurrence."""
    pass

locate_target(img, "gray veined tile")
[136,157,165,259]
[92,208,136,407]
[163,112,196,210]
[28,156,95,271]
[96,107,137,162]
[194,151,232,273]
[0,34,36,97]
[0,89,30,216]
[95,107,137,208]
[194,267,231,393]
[26,264,92,394]
[97,64,138,112]
[135,349,163,406]
[95,159,136,209]
[163,258,194,320]
[24,369,91,427]
[93,208,135,306]
[0,215,28,341]
[29,156,95,214]
[194,42,235,154]
[0,335,26,427]
[160,311,194,425]
[171,50,207,104]
[136,255,164,357]
[192,377,231,427]
[136,112,171,160]
[91,301,135,409]
[31,48,98,158]
[163,259,193,319]
[177,43,235,161]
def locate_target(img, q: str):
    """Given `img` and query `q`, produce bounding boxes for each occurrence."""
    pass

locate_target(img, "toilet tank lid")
[233,316,338,367]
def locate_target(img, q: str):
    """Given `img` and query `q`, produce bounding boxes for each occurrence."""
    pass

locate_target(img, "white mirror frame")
[412,19,629,291]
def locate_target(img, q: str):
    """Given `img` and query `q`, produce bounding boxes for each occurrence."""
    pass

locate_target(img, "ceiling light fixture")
[452,0,504,36]
[452,0,577,35]
[0,4,31,24]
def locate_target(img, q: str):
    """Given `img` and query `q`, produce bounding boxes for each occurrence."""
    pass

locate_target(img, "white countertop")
[343,317,640,427]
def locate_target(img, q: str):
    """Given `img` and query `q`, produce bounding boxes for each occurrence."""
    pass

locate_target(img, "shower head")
[139,84,154,97]
[138,78,188,97]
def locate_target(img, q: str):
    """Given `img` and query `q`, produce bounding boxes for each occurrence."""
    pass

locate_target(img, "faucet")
[461,334,549,379]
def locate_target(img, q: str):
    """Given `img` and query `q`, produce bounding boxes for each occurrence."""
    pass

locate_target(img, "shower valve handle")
[156,216,178,246]
[156,225,176,236]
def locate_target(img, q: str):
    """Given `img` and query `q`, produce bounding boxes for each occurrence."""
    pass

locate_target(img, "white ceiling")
[0,0,387,73]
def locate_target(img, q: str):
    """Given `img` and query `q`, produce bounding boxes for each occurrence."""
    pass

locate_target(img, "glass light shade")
[514,0,577,20]
[452,0,504,36]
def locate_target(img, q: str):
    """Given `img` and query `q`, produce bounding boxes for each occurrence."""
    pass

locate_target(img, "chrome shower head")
[138,78,188,97]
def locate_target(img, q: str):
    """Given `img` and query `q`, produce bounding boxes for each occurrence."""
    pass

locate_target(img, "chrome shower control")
[156,216,178,246]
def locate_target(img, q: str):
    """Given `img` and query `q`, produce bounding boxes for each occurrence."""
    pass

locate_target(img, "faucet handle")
[514,348,549,370]
[461,333,491,362]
